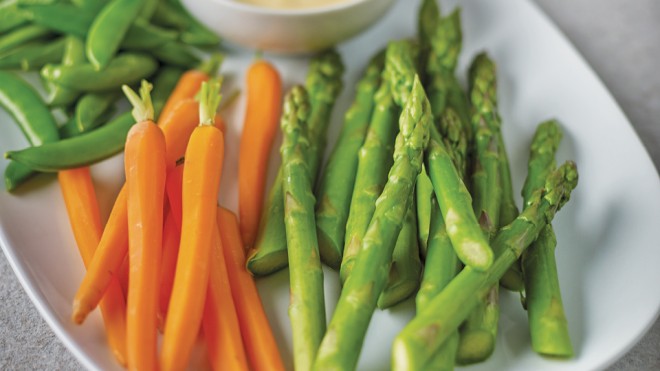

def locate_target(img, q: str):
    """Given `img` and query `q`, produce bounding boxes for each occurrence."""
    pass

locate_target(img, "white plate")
[1,0,660,370]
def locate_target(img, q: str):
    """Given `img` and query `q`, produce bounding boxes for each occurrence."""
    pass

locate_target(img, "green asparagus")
[340,40,415,283]
[392,161,579,370]
[416,165,433,256]
[315,49,385,269]
[314,75,431,371]
[280,86,326,371]
[521,120,573,357]
[247,50,344,276]
[377,193,422,309]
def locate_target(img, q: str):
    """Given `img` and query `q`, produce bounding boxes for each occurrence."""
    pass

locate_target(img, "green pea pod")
[59,105,117,139]
[0,1,31,34]
[41,53,158,92]
[139,0,159,19]
[70,0,106,13]
[44,36,86,107]
[152,0,190,30]
[86,0,145,70]
[6,111,134,172]
[75,91,121,132]
[122,20,178,50]
[0,37,66,70]
[18,3,91,38]
[150,41,201,68]
[0,71,60,191]
[0,24,51,55]
[150,66,185,118]
[166,0,220,47]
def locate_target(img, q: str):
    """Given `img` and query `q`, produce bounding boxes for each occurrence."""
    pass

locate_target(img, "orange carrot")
[72,75,225,323]
[123,81,167,371]
[59,168,128,366]
[158,54,222,122]
[160,81,225,371]
[202,224,249,371]
[217,207,285,371]
[72,186,128,323]
[157,208,181,331]
[238,59,282,248]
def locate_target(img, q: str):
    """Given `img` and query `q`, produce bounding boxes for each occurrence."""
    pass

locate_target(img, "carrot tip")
[122,80,154,123]
[198,53,224,77]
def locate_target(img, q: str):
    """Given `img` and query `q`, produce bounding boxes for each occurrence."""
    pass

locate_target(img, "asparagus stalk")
[417,0,440,82]
[426,123,492,270]
[340,40,415,283]
[377,193,422,309]
[280,86,326,371]
[416,165,433,257]
[415,108,468,370]
[315,49,385,269]
[314,75,432,371]
[468,52,524,292]
[392,161,579,370]
[247,50,344,276]
[521,120,573,357]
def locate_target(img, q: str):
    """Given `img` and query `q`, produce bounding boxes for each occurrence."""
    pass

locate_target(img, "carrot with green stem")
[59,168,127,366]
[160,80,225,371]
[123,80,167,371]
[202,222,249,371]
[71,63,225,323]
[217,207,285,371]
[238,58,282,248]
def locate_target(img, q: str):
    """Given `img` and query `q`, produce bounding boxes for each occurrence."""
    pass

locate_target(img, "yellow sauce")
[237,0,351,10]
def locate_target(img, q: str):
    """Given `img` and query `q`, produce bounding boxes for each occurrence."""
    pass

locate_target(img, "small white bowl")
[181,0,398,54]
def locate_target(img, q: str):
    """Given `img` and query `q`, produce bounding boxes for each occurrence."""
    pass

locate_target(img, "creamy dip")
[236,0,351,10]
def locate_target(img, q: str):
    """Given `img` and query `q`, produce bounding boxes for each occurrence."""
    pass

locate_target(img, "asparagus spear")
[416,165,433,257]
[392,161,579,370]
[418,9,468,255]
[340,40,414,283]
[377,193,422,309]
[468,52,524,292]
[280,86,326,371]
[521,120,573,357]
[426,123,492,270]
[314,75,432,371]
[417,0,440,82]
[315,50,385,269]
[415,109,467,371]
[247,50,344,276]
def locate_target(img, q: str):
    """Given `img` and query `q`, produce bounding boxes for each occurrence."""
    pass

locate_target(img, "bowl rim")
[203,0,378,15]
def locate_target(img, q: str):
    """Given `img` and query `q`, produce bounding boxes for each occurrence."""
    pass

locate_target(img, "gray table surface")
[1,0,659,370]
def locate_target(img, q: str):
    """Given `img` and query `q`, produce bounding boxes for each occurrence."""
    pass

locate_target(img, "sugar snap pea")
[0,37,66,70]
[41,53,158,92]
[18,3,91,38]
[151,0,189,30]
[0,24,51,55]
[149,41,201,68]
[75,91,121,132]
[6,111,135,172]
[59,106,117,139]
[122,20,178,50]
[138,0,159,19]
[0,1,31,34]
[44,36,85,107]
[70,0,106,13]
[0,70,60,191]
[86,0,145,70]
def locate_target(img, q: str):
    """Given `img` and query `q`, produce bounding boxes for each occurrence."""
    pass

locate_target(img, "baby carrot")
[158,53,222,122]
[160,81,225,371]
[238,58,282,248]
[59,168,128,366]
[123,81,166,371]
[217,207,285,371]
[157,207,181,331]
[71,186,128,323]
[202,223,249,371]
[71,62,225,322]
